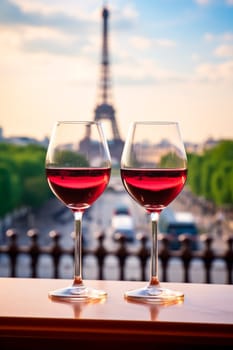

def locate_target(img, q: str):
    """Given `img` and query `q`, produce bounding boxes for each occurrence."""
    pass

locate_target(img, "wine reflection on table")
[125,296,184,321]
[49,294,107,318]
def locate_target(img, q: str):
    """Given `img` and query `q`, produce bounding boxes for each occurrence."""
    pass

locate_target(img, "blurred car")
[111,205,136,243]
[112,228,135,243]
[159,209,199,250]
[113,205,131,216]
[166,221,199,250]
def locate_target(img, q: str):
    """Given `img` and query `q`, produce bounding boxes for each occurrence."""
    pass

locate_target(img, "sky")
[0,0,233,144]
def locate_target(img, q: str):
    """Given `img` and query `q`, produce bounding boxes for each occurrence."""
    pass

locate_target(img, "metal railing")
[0,228,233,284]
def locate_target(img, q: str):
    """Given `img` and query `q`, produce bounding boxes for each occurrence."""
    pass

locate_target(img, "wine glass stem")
[150,212,160,286]
[73,211,83,286]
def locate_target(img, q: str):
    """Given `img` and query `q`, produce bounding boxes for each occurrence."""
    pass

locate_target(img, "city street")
[0,176,232,284]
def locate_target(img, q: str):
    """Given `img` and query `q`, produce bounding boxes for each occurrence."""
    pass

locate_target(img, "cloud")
[129,36,176,51]
[8,0,97,18]
[214,44,233,57]
[204,31,233,42]
[154,38,176,48]
[129,36,151,50]
[195,0,233,5]
[1,0,232,88]
[113,56,187,86]
[22,37,82,56]
[1,0,139,34]
[0,0,140,57]
[0,0,95,33]
[0,23,98,57]
[196,60,233,82]
[119,3,139,20]
[204,32,233,60]
[194,0,212,5]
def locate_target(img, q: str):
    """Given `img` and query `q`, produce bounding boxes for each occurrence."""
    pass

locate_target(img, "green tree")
[211,161,233,206]
[200,161,215,200]
[53,149,89,167]
[187,140,233,207]
[0,142,51,217]
[187,153,203,195]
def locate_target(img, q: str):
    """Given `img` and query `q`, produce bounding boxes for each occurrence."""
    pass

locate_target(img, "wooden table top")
[0,278,233,348]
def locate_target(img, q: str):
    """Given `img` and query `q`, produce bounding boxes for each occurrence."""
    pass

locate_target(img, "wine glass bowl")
[120,121,187,303]
[45,121,111,301]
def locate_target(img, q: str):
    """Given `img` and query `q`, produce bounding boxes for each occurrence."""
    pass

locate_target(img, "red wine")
[46,167,111,212]
[120,168,187,213]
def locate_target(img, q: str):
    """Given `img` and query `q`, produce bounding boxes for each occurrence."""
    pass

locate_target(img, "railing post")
[179,234,193,283]
[115,234,128,280]
[158,234,171,282]
[201,234,214,284]
[6,229,18,277]
[49,230,63,279]
[137,233,150,282]
[27,229,40,278]
[94,231,108,280]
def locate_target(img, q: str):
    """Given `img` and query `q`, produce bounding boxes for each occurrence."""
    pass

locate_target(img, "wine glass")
[120,121,187,303]
[45,121,111,301]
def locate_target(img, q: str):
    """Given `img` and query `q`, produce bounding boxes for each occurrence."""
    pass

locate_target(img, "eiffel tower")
[93,5,123,162]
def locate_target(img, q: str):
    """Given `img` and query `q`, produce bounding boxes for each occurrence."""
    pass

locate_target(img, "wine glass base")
[49,284,107,302]
[124,285,184,304]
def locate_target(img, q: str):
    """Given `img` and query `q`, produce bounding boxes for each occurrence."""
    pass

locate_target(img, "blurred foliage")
[0,139,233,218]
[53,149,89,167]
[0,143,51,218]
[187,140,233,207]
[160,151,186,168]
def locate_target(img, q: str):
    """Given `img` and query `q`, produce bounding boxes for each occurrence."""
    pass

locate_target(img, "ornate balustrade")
[0,228,233,284]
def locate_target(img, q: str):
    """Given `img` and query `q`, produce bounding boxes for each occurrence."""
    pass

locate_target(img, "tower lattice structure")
[94,6,122,147]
